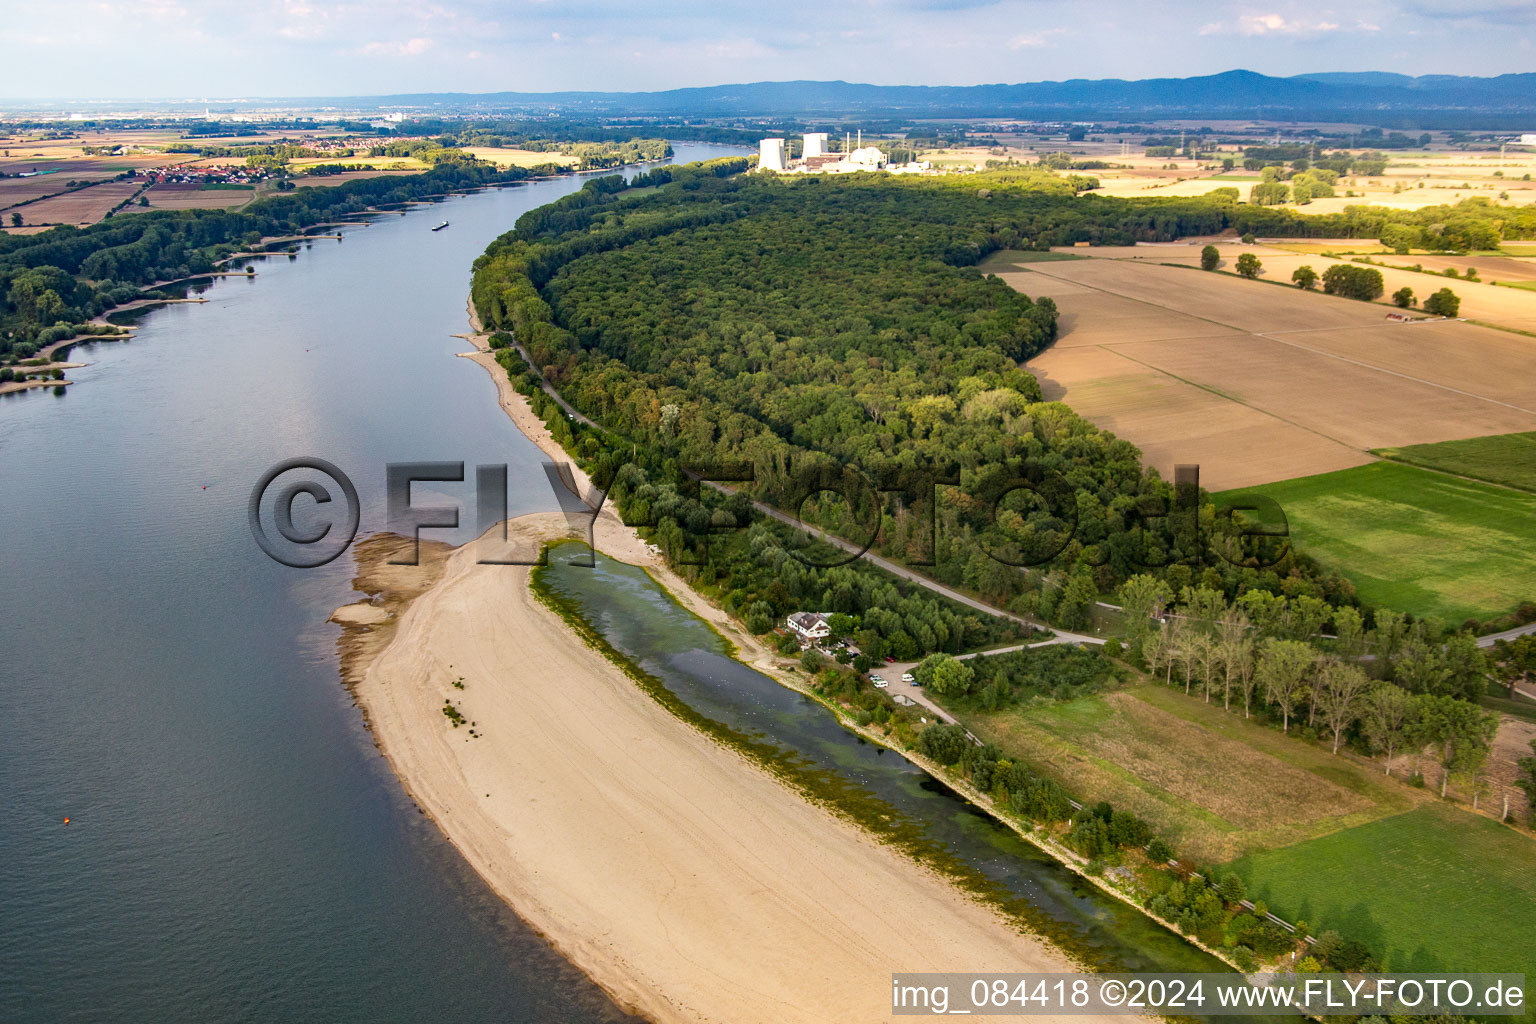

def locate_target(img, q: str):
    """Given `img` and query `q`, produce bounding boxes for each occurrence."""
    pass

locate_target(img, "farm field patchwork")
[991,254,1536,490]
[0,173,118,210]
[1374,431,1536,493]
[1221,461,1536,623]
[1039,242,1536,331]
[1226,802,1536,975]
[10,180,144,225]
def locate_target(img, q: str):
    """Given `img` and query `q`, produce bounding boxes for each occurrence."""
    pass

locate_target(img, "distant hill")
[357,70,1536,128]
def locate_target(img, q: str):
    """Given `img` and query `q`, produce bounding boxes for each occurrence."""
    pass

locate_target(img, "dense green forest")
[474,164,1536,640]
[0,153,545,360]
[474,165,1410,637]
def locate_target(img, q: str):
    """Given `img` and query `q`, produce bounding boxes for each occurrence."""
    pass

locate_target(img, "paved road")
[515,338,598,428]
[878,636,1078,726]
[1476,622,1536,648]
[518,358,1108,650]
[706,482,1107,648]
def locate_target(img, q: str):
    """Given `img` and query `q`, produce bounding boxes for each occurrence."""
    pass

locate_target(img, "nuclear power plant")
[758,137,787,172]
[756,130,932,176]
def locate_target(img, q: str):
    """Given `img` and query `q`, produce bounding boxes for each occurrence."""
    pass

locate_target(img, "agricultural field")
[1221,461,1536,624]
[985,252,1536,490]
[957,681,1417,863]
[283,168,427,189]
[1049,241,1536,332]
[459,146,578,168]
[288,155,429,173]
[0,130,178,177]
[1225,802,1536,975]
[1003,136,1536,213]
[8,180,144,226]
[137,181,257,211]
[1374,431,1536,492]
[1225,253,1536,333]
[0,172,118,212]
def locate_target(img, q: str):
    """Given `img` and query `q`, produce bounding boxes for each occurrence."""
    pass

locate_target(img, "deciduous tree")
[1315,660,1370,753]
[1360,684,1413,772]
[1257,638,1315,732]
[1492,635,1536,698]
[1423,287,1461,317]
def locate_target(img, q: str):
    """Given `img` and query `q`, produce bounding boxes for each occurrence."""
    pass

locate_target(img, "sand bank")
[344,515,1092,1024]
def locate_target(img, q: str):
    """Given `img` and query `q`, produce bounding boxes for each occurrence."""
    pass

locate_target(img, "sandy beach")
[329,310,1113,1023]
[346,516,1092,1024]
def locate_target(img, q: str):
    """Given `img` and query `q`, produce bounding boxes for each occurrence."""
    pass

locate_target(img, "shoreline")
[330,308,1145,1023]
[452,295,1247,975]
[339,516,1100,1024]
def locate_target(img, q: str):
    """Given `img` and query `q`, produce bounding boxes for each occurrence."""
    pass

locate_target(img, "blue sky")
[1,0,1532,98]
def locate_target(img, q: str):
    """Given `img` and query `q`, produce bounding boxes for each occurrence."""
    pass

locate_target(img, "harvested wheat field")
[460,146,577,168]
[16,180,143,225]
[0,174,115,211]
[1032,240,1536,331]
[139,182,257,211]
[988,254,1536,489]
[1226,254,1536,332]
[289,169,426,188]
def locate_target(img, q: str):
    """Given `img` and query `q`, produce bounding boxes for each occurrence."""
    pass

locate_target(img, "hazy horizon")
[1,0,1532,100]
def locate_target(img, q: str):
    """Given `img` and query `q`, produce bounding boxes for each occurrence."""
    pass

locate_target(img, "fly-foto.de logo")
[249,458,1291,571]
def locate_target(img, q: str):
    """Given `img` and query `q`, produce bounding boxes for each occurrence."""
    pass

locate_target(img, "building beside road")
[785,611,831,643]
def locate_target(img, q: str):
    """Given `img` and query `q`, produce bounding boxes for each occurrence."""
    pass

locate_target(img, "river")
[0,143,740,1024]
[2,141,1226,1023]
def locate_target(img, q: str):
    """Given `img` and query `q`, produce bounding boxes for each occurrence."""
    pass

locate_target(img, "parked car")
[870,674,887,687]
[900,672,915,684]
[884,655,896,664]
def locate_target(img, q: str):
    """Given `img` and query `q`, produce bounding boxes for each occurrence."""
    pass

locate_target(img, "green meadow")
[1226,803,1536,975]
[1221,461,1536,623]
[1374,431,1536,493]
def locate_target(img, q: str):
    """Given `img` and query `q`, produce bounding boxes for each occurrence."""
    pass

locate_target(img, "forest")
[473,164,1415,638]
[468,160,1536,725]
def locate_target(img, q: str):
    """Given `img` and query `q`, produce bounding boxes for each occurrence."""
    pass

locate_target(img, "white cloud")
[359,36,433,56]
[703,37,775,59]
[1199,12,1370,37]
[1009,27,1067,49]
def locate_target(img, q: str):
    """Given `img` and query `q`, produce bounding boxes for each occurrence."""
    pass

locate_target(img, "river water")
[0,144,740,1024]
[2,142,1225,1023]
